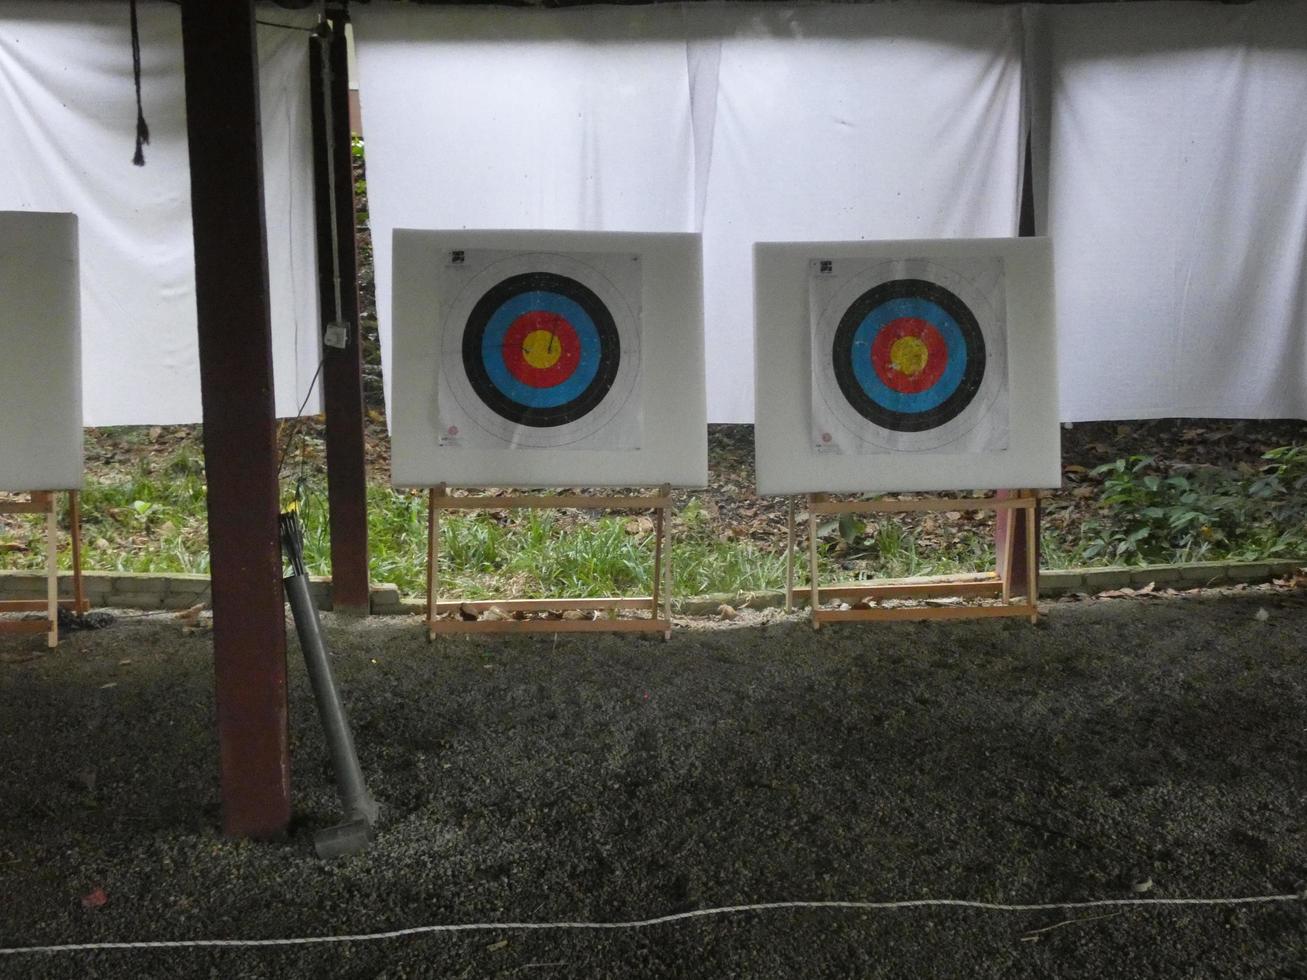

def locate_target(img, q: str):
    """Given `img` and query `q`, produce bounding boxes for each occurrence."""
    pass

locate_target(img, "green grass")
[5,435,1306,600]
[299,489,792,598]
[4,474,795,599]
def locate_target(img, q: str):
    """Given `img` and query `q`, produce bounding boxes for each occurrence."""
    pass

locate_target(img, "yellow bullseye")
[522,329,562,370]
[889,335,929,377]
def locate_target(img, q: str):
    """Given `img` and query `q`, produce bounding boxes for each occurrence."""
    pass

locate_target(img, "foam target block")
[391,229,706,488]
[754,238,1059,495]
[0,212,82,491]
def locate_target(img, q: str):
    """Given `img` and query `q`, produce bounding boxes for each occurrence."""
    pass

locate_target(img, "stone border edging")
[0,558,1300,618]
[669,558,1302,616]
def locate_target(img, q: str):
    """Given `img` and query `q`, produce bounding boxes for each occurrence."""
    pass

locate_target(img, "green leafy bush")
[1078,452,1307,564]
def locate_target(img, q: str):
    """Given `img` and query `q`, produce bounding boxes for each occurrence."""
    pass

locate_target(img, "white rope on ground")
[1,894,1300,956]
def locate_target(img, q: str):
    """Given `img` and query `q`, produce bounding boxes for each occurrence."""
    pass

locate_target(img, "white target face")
[391,229,706,490]
[436,250,642,451]
[752,238,1059,496]
[810,256,1009,455]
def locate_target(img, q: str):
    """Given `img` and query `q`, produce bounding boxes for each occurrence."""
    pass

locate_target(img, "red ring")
[870,317,948,394]
[501,312,582,388]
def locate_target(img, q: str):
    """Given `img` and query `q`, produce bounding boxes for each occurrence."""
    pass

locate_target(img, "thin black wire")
[275,356,326,480]
[256,20,318,33]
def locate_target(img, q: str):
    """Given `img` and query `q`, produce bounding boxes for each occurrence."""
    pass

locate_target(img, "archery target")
[810,257,1008,454]
[436,250,642,450]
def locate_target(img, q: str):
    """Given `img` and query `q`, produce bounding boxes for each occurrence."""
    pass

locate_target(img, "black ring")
[830,278,986,433]
[461,272,621,428]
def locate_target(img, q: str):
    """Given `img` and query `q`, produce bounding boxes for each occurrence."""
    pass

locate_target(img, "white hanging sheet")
[693,3,1025,421]
[0,1,321,425]
[352,2,1024,423]
[352,4,699,415]
[1026,1,1307,421]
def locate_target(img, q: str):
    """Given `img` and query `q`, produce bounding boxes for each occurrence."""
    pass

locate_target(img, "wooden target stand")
[788,490,1041,627]
[0,491,87,648]
[426,483,674,640]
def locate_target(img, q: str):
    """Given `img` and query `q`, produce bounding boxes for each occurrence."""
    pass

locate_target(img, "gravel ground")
[1,591,1305,978]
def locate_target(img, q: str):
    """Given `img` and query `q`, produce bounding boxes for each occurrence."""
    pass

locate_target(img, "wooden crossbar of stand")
[426,483,674,640]
[0,491,87,649]
[789,490,1040,628]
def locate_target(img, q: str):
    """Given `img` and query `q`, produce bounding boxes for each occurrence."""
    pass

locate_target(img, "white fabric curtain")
[352,4,701,413]
[1026,1,1307,421]
[0,1,322,425]
[352,2,1025,423]
[693,4,1025,421]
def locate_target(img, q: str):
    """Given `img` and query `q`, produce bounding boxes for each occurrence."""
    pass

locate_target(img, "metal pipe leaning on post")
[280,507,380,859]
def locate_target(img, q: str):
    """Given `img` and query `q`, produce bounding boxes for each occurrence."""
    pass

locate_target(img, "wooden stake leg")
[426,485,443,642]
[652,495,664,618]
[807,494,821,630]
[1000,501,1016,605]
[661,485,673,639]
[1024,491,1040,623]
[45,502,57,648]
[785,497,795,613]
[69,491,86,614]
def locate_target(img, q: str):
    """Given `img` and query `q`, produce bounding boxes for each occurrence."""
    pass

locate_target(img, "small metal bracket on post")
[323,321,349,349]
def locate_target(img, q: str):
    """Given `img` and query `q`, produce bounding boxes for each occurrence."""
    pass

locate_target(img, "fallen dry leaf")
[81,888,108,910]
[623,516,654,535]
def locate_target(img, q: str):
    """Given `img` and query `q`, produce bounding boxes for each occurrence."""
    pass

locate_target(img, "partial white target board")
[391,229,707,488]
[754,238,1059,495]
[0,212,82,491]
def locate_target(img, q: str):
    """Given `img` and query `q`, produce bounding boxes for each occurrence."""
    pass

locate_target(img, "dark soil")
[1,589,1305,977]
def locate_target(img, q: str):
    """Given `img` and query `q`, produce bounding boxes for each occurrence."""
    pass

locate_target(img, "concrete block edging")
[0,559,1300,618]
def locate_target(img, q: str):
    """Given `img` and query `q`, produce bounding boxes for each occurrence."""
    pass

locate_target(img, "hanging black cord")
[129,0,150,166]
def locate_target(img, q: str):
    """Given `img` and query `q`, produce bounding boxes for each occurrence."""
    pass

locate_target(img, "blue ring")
[848,297,967,415]
[479,292,601,409]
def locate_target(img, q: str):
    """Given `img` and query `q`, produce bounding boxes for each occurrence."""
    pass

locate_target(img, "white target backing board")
[754,238,1059,495]
[391,229,707,488]
[0,212,82,492]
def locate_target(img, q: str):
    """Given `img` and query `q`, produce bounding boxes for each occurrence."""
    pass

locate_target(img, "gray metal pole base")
[314,815,376,860]
[284,572,380,859]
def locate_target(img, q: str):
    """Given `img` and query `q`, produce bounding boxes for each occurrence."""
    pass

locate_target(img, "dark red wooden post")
[310,8,371,614]
[997,132,1043,596]
[181,0,290,838]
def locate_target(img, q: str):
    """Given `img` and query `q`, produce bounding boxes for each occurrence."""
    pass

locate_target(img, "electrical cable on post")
[317,11,349,351]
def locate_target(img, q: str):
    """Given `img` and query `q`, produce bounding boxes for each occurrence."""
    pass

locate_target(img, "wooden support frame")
[182,0,290,840]
[426,484,674,640]
[790,490,1041,628]
[0,491,87,648]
